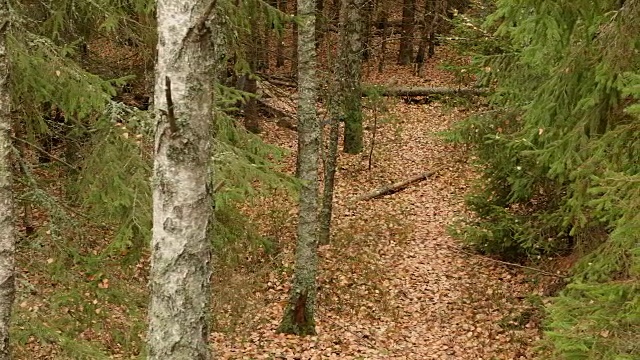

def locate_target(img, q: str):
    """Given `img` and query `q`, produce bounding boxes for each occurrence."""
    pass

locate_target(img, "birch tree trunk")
[147,0,215,358]
[278,0,320,336]
[0,3,15,358]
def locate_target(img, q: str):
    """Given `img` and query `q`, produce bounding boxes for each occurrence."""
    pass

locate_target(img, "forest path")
[214,94,541,359]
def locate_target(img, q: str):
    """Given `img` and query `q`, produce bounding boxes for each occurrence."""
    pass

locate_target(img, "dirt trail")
[214,98,541,359]
[341,102,540,359]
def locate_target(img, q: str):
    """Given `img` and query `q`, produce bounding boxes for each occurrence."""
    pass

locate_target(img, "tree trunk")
[377,3,389,73]
[244,9,262,134]
[243,75,261,133]
[397,0,415,65]
[276,0,287,67]
[360,0,374,60]
[278,0,320,336]
[291,0,299,78]
[342,0,365,154]
[415,0,444,75]
[0,3,15,357]
[147,0,215,358]
[316,0,325,47]
[319,0,364,245]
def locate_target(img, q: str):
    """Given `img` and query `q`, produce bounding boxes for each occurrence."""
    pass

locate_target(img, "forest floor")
[210,55,545,359]
[11,48,550,359]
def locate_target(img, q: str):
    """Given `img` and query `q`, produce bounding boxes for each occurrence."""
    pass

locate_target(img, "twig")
[453,246,567,278]
[212,180,225,193]
[10,135,76,170]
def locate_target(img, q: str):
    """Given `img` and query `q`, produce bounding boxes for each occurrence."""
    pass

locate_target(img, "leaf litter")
[212,74,541,359]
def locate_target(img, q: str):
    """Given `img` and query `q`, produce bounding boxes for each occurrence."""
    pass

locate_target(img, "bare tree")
[0,2,15,358]
[278,0,320,336]
[147,0,216,358]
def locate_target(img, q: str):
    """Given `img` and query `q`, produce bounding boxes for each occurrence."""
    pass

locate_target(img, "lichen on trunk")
[147,0,216,359]
[279,0,320,336]
[341,0,365,154]
[0,2,15,358]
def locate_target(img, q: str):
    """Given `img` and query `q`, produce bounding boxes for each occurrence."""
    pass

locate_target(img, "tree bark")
[279,0,320,336]
[397,0,416,65]
[0,3,15,358]
[377,2,389,73]
[360,0,374,60]
[319,0,363,245]
[243,8,262,134]
[341,0,365,154]
[276,0,287,67]
[415,0,443,75]
[291,0,299,78]
[147,0,215,359]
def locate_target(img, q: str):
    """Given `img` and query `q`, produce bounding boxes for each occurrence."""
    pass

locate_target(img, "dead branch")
[11,135,77,170]
[453,246,567,278]
[355,168,441,201]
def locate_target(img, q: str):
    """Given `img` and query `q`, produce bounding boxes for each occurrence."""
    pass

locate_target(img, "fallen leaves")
[210,76,540,359]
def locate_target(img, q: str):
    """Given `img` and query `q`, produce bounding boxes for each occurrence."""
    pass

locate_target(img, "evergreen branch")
[10,135,76,170]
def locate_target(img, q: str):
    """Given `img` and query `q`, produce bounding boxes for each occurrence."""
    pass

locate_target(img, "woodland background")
[0,0,638,358]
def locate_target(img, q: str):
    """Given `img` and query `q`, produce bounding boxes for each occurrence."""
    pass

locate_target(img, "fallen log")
[354,168,441,201]
[256,99,298,131]
[258,98,291,119]
[378,87,488,97]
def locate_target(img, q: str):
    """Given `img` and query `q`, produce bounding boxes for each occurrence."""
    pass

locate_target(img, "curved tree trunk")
[279,0,320,336]
[147,0,215,358]
[0,3,15,358]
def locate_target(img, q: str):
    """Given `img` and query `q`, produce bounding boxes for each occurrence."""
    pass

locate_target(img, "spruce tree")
[448,0,640,358]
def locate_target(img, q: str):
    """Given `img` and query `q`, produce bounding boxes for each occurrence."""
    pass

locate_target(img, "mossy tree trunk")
[341,0,365,154]
[278,0,320,336]
[0,3,15,358]
[320,0,364,244]
[147,0,215,358]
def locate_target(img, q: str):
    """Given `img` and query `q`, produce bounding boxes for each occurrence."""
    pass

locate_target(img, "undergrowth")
[444,0,640,358]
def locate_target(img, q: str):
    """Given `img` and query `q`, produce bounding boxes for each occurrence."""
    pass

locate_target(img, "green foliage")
[447,1,640,358]
[70,102,152,261]
[14,0,155,45]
